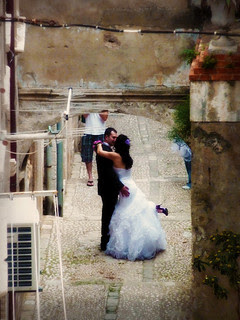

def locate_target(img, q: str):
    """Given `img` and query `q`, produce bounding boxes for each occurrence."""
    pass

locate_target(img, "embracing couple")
[94,127,168,261]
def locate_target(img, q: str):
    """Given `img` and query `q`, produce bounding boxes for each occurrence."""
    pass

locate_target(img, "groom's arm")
[100,144,129,196]
[109,168,129,197]
[120,185,130,197]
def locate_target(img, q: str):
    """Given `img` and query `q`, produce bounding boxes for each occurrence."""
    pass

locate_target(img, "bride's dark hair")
[115,134,133,169]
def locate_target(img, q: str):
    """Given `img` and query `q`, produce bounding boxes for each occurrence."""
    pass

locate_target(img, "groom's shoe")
[156,205,168,216]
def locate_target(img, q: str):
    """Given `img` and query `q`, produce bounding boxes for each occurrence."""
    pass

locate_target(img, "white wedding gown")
[105,167,167,261]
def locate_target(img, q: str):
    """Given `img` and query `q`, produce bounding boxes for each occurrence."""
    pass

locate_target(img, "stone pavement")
[20,114,193,320]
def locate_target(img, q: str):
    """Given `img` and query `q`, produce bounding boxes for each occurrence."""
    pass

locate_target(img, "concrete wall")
[17,27,193,89]
[190,78,240,319]
[19,0,199,29]
[191,81,240,122]
[191,122,240,320]
[17,0,200,121]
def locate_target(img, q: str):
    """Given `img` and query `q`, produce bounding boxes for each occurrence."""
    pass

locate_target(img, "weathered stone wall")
[191,81,240,121]
[191,122,240,237]
[191,122,240,320]
[190,42,240,319]
[17,0,201,120]
[17,27,193,90]
[19,0,199,29]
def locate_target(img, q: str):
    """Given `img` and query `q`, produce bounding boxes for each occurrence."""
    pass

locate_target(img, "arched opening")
[31,111,193,319]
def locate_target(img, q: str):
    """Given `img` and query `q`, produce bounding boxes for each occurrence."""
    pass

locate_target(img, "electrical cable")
[5,149,39,155]
[1,16,240,37]
[53,195,68,320]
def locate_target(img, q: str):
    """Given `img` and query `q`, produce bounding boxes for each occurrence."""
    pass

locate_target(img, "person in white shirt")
[81,111,108,186]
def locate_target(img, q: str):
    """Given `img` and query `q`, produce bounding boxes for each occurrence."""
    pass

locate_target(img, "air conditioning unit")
[7,223,40,292]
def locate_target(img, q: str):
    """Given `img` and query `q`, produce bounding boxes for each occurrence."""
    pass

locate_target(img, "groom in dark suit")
[96,127,130,251]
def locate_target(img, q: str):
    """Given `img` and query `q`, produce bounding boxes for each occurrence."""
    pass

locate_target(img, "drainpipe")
[7,0,17,192]
[46,142,54,214]
[56,122,63,217]
[7,1,16,319]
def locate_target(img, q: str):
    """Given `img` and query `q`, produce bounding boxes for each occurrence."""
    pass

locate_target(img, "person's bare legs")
[86,162,94,186]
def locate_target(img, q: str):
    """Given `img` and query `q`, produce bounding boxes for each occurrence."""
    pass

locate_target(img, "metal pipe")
[45,142,54,214]
[56,122,63,217]
[8,0,16,193]
[7,1,16,318]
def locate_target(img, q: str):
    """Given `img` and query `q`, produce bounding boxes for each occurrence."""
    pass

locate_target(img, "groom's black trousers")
[100,193,118,251]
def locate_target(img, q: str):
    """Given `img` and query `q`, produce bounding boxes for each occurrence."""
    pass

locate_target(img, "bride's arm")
[96,143,119,161]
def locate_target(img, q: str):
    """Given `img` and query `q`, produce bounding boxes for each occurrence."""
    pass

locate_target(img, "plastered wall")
[17,0,201,92]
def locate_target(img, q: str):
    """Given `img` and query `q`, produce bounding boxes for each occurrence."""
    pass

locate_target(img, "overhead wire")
[3,121,68,155]
[2,111,125,144]
[1,16,240,37]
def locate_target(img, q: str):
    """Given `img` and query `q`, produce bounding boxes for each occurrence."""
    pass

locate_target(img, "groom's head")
[104,127,117,146]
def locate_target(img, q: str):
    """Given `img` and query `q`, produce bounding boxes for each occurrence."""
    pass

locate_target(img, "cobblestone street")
[21,113,193,320]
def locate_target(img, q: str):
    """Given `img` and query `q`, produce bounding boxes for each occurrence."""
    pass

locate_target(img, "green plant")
[202,54,217,69]
[193,230,240,300]
[180,49,199,65]
[167,95,191,144]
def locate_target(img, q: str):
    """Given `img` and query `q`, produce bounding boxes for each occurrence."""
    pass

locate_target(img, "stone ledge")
[18,87,189,103]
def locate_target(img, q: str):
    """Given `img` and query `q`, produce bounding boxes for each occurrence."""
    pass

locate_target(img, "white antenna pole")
[64,87,72,120]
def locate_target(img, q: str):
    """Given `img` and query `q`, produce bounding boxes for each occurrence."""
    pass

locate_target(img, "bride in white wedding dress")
[95,134,167,261]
